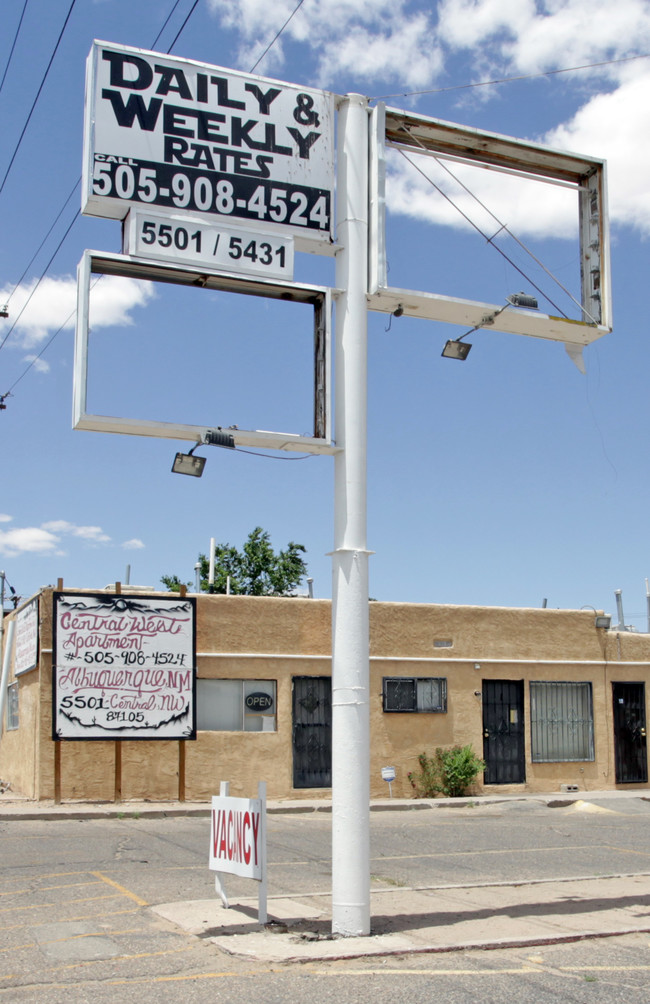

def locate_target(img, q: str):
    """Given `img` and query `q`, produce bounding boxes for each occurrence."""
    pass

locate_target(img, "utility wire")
[0,0,29,98]
[4,177,79,304]
[0,0,78,198]
[0,207,80,356]
[249,0,307,73]
[0,0,202,393]
[396,126,594,323]
[371,51,650,101]
[167,0,202,53]
[150,0,186,50]
[396,147,567,317]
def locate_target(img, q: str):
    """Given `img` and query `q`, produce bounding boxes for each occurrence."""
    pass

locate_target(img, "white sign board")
[123,208,294,279]
[209,794,264,880]
[14,598,39,676]
[82,41,334,242]
[53,592,196,740]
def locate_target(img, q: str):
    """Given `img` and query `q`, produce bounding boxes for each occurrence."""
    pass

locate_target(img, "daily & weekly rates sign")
[82,41,334,237]
[53,592,196,740]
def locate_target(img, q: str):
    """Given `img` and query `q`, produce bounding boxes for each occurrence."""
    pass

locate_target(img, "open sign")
[245,692,274,712]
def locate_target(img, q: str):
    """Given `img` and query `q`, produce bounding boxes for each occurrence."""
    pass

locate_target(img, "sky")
[1,0,650,628]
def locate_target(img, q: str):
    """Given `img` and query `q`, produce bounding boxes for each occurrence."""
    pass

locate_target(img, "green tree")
[161,527,308,596]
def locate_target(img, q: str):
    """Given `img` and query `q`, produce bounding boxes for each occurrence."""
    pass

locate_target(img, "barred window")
[530,681,594,762]
[383,677,447,713]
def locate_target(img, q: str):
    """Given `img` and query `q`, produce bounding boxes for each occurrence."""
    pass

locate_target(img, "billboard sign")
[53,592,196,740]
[82,42,334,242]
[14,598,39,676]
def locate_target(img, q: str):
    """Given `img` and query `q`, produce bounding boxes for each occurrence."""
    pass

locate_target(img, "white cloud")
[437,0,650,76]
[22,354,50,374]
[316,15,443,89]
[386,147,577,243]
[0,527,63,558]
[121,538,145,550]
[0,520,113,557]
[0,275,155,349]
[41,521,111,543]
[542,71,650,234]
[0,514,12,523]
[208,0,441,83]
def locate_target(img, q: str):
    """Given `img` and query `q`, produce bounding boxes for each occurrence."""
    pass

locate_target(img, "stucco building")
[1,585,649,802]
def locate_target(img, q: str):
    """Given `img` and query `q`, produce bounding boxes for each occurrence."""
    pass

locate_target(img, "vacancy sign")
[209,793,265,880]
[82,41,334,240]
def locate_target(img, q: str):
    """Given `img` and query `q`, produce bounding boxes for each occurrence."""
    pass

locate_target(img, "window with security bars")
[382,677,447,713]
[530,681,594,762]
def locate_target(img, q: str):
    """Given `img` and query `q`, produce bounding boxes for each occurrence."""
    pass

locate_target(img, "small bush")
[408,745,485,799]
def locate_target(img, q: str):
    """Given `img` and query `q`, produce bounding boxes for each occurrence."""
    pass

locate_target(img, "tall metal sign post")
[331,94,371,936]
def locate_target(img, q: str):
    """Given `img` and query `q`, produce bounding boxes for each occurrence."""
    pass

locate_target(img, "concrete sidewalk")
[153,872,650,962]
[3,789,650,962]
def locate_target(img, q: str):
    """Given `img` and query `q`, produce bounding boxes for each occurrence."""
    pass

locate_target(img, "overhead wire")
[395,146,567,317]
[249,0,307,73]
[395,126,592,321]
[0,0,78,198]
[0,0,30,98]
[0,0,202,396]
[371,51,650,101]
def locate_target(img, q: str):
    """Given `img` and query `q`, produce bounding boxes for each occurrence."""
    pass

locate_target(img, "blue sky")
[2,0,650,628]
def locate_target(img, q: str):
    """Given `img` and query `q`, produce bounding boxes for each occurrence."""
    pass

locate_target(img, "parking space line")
[91,871,149,907]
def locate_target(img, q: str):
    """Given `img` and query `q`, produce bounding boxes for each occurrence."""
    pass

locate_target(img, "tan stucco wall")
[2,588,650,802]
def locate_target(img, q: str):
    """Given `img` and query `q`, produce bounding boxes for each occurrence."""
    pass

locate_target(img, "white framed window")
[197,679,276,732]
[6,682,18,730]
[382,677,447,713]
[530,681,594,762]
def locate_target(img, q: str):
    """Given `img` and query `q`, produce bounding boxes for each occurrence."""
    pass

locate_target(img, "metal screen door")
[292,676,332,788]
[613,682,648,784]
[482,679,526,784]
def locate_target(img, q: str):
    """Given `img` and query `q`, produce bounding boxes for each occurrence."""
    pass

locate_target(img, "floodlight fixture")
[507,292,539,309]
[441,339,472,360]
[204,429,236,449]
[172,451,206,477]
[441,291,539,361]
[595,614,612,630]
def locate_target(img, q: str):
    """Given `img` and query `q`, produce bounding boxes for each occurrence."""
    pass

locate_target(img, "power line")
[249,0,307,73]
[167,0,202,53]
[5,177,79,305]
[0,0,200,378]
[150,0,186,50]
[371,52,650,101]
[0,0,29,98]
[396,147,567,317]
[0,207,80,356]
[0,0,78,198]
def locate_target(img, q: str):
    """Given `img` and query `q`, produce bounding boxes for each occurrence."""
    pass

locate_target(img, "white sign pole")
[331,93,370,937]
[257,780,267,925]
[214,780,230,908]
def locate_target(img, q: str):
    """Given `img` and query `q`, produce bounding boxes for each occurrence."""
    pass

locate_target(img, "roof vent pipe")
[615,589,625,630]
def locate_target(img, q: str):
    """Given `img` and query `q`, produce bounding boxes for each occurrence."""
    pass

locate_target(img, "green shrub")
[408,745,486,799]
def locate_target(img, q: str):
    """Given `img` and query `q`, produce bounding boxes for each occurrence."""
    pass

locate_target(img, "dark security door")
[482,679,526,784]
[613,682,648,783]
[292,676,332,788]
